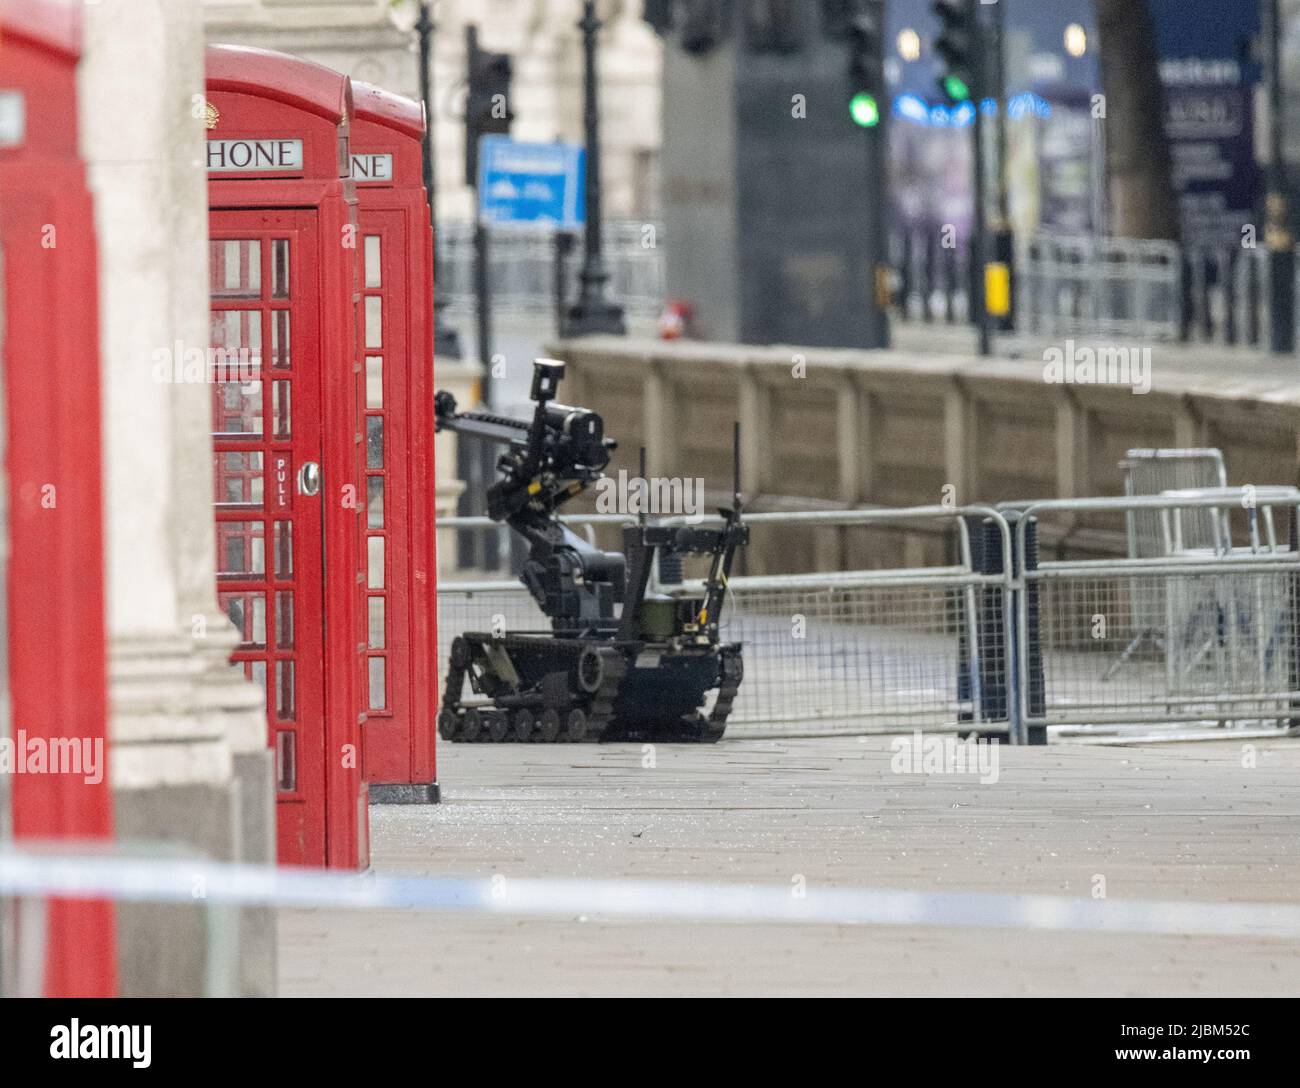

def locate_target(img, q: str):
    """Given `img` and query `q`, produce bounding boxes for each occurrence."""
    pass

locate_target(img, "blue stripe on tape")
[1,851,1299,939]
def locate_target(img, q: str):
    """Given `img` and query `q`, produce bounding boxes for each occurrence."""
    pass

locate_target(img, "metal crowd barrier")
[438,507,1020,740]
[1014,493,1300,740]
[436,219,665,319]
[1108,449,1229,674]
[1017,233,1183,342]
[1013,232,1300,348]
[439,497,1300,744]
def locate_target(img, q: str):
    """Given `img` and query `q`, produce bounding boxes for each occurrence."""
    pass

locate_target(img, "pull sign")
[272,453,292,510]
[207,138,304,174]
[351,153,394,182]
[0,91,25,149]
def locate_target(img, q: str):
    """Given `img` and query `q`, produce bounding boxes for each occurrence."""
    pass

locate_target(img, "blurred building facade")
[200,0,663,221]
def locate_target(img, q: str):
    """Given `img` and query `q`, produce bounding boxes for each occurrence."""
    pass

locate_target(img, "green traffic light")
[943,74,971,102]
[849,91,880,128]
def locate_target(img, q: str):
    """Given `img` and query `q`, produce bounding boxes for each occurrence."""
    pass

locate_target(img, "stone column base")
[109,631,275,996]
[368,782,441,804]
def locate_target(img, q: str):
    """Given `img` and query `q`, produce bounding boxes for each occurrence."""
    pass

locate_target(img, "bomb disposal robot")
[435,359,747,743]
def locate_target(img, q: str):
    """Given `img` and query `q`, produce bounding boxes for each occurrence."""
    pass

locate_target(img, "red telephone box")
[0,0,116,993]
[349,82,439,803]
[205,45,367,869]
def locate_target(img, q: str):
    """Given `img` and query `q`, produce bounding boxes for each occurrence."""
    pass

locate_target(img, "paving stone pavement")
[279,736,1300,996]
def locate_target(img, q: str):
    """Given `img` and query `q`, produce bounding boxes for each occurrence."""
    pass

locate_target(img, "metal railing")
[1015,493,1300,740]
[1017,233,1184,341]
[437,219,665,319]
[438,507,1019,740]
[1013,232,1300,348]
[891,227,971,324]
[439,497,1300,744]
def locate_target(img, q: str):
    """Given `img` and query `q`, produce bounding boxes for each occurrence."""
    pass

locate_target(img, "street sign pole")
[415,1,461,359]
[973,95,991,357]
[971,0,991,358]
[990,0,1014,332]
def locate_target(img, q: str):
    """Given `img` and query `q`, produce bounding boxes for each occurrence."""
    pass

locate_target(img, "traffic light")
[845,1,885,128]
[465,25,513,186]
[933,0,979,105]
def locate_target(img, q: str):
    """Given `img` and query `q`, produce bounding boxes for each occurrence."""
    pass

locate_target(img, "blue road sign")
[477,135,586,229]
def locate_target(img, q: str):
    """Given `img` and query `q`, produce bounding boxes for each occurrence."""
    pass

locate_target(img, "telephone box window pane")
[368,657,387,710]
[276,730,296,793]
[274,521,293,578]
[366,416,384,468]
[249,659,267,691]
[217,520,265,578]
[211,309,263,375]
[367,536,384,588]
[221,591,266,648]
[365,296,383,348]
[368,597,386,649]
[212,380,263,436]
[214,451,264,507]
[364,236,382,288]
[272,380,291,438]
[276,660,296,721]
[271,311,291,369]
[271,239,290,299]
[276,591,294,649]
[366,357,383,408]
[210,239,261,298]
[367,476,384,528]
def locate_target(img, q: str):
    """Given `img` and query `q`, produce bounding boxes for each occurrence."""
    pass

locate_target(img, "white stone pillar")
[79,0,273,996]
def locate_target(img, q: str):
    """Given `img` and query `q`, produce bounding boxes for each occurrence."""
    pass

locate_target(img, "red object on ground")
[658,299,694,340]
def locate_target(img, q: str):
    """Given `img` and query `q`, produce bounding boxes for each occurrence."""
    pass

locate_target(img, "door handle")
[297,461,321,496]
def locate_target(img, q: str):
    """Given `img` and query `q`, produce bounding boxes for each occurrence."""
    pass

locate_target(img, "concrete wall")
[551,337,1300,572]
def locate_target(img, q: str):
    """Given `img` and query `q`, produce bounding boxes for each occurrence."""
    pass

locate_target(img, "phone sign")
[351,153,394,183]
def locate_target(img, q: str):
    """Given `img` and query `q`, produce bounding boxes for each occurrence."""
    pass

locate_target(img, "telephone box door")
[209,209,327,866]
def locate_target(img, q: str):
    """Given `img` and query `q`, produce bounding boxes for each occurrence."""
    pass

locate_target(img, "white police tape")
[3,850,1300,938]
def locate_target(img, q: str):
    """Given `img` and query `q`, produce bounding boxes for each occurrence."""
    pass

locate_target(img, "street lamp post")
[566,0,626,337]
[990,0,1013,332]
[411,1,462,358]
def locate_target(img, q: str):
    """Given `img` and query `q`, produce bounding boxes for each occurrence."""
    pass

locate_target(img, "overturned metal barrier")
[1015,494,1300,741]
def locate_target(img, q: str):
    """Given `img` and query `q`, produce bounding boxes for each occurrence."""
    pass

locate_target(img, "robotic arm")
[435,360,626,634]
